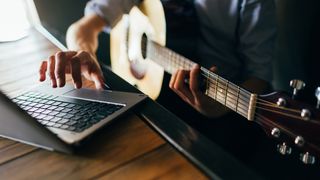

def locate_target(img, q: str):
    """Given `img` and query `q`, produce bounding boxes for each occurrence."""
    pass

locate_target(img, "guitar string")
[254,105,315,121]
[204,80,250,110]
[146,42,252,95]
[255,114,297,139]
[205,79,251,102]
[167,57,307,117]
[257,98,275,105]
[145,43,252,99]
[144,41,257,117]
[143,39,310,117]
[144,44,253,107]
[256,100,301,113]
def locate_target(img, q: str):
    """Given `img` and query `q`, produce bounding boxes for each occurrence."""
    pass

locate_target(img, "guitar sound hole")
[129,33,148,80]
[141,33,147,59]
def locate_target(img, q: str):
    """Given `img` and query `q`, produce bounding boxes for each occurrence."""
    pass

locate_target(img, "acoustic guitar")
[110,0,320,164]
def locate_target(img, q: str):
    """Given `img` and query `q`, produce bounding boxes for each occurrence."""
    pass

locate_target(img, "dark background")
[32,0,320,179]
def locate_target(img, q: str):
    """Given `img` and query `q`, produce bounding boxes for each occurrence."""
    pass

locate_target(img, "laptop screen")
[33,0,88,46]
[33,0,110,66]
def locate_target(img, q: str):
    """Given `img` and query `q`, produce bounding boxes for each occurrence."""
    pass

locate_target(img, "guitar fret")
[214,77,218,100]
[236,86,240,113]
[224,81,229,106]
[205,70,210,95]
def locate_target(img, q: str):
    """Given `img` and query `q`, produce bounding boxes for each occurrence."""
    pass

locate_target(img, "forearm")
[66,14,106,56]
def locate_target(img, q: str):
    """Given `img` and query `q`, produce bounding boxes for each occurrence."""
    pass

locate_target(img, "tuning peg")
[290,79,305,99]
[300,109,311,121]
[277,143,292,155]
[271,127,280,138]
[294,136,305,147]
[315,87,320,109]
[300,152,315,165]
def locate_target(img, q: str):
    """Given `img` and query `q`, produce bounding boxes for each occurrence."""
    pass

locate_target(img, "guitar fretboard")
[146,40,257,120]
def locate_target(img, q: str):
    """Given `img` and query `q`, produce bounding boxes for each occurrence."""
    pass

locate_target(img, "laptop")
[0,0,147,153]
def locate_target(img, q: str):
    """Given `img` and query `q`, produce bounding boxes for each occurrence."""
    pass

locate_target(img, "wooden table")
[0,28,207,179]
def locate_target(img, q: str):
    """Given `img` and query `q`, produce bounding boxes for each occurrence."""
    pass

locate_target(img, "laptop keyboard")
[12,92,124,133]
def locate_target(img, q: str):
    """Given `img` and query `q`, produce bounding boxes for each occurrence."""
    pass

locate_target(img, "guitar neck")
[147,40,257,120]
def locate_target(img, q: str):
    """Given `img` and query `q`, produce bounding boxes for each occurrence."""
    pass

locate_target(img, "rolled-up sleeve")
[237,0,277,82]
[85,0,141,32]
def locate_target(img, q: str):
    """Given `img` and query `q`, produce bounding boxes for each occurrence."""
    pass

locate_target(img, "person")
[39,0,276,119]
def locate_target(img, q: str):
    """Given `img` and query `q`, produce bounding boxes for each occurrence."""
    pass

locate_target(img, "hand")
[169,64,229,118]
[39,51,105,89]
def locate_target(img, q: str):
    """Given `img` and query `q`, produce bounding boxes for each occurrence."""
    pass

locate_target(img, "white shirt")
[85,0,276,82]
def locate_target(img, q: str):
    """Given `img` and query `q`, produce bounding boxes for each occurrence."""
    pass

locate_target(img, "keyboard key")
[39,99,49,104]
[35,103,45,108]
[66,104,76,108]
[55,112,67,118]
[31,113,40,118]
[37,114,46,120]
[61,108,72,113]
[50,117,61,122]
[66,120,77,126]
[43,116,54,121]
[41,121,49,125]
[67,126,76,131]
[58,103,69,107]
[64,114,74,119]
[48,106,57,110]
[46,100,55,105]
[58,119,69,124]
[52,102,62,106]
[28,107,39,112]
[35,108,45,113]
[60,125,69,130]
[23,106,32,111]
[69,110,79,114]
[48,111,59,116]
[53,123,62,128]
[71,116,82,121]
[16,96,29,101]
[46,122,55,127]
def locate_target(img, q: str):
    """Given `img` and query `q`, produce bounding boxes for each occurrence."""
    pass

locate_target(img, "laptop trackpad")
[62,89,127,105]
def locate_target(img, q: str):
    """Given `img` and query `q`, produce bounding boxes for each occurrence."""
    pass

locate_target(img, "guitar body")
[110,0,166,99]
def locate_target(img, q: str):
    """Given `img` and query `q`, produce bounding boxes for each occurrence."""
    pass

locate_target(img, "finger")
[70,57,82,89]
[169,70,178,89]
[64,51,77,74]
[190,64,201,101]
[64,51,78,57]
[76,51,105,89]
[48,56,57,88]
[91,73,105,90]
[55,52,67,87]
[173,70,194,104]
[39,61,47,82]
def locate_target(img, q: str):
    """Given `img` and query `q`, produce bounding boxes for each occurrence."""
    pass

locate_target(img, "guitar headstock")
[255,80,320,165]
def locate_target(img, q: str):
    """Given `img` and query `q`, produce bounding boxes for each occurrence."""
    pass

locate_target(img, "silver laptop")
[0,0,147,153]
